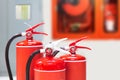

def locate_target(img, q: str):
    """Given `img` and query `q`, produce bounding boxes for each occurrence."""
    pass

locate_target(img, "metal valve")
[61,36,91,54]
[21,22,48,38]
[41,38,68,56]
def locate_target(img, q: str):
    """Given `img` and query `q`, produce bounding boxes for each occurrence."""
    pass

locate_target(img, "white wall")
[42,0,120,80]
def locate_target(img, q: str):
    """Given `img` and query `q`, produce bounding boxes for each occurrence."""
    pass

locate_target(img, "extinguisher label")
[34,69,65,72]
[16,45,43,48]
[34,69,65,80]
[64,60,86,62]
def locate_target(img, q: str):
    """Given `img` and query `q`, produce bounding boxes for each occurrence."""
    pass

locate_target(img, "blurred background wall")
[0,0,43,76]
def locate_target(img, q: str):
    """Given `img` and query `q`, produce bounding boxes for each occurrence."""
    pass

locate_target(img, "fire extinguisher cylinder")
[26,38,68,80]
[5,22,48,80]
[60,37,91,80]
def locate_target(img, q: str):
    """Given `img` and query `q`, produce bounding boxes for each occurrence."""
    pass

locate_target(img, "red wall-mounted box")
[52,0,120,39]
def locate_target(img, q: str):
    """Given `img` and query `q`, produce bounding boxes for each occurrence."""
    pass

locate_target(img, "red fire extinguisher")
[60,37,91,80]
[104,0,117,32]
[5,22,48,80]
[26,38,68,80]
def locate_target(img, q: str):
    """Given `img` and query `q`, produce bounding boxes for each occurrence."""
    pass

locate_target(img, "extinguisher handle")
[75,46,91,50]
[26,22,44,32]
[69,36,88,46]
[42,38,68,57]
[60,37,91,54]
[51,38,68,47]
[24,22,48,36]
[32,31,48,35]
[44,38,68,50]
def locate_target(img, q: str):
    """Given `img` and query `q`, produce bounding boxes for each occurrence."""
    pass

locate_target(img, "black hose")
[26,50,40,80]
[52,50,59,57]
[5,33,22,80]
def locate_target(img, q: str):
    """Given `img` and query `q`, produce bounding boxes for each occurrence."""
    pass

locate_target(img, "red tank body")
[60,54,86,80]
[34,56,65,80]
[16,39,43,80]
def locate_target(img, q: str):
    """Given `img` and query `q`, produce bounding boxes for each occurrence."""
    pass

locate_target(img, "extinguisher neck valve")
[71,52,76,54]
[42,38,68,56]
[26,37,33,40]
[69,46,77,54]
[69,46,91,54]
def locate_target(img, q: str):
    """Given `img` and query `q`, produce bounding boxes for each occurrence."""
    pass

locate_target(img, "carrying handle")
[67,37,91,54]
[43,38,68,56]
[22,22,48,39]
[25,22,48,35]
[69,36,88,46]
[75,46,91,50]
[26,22,44,32]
